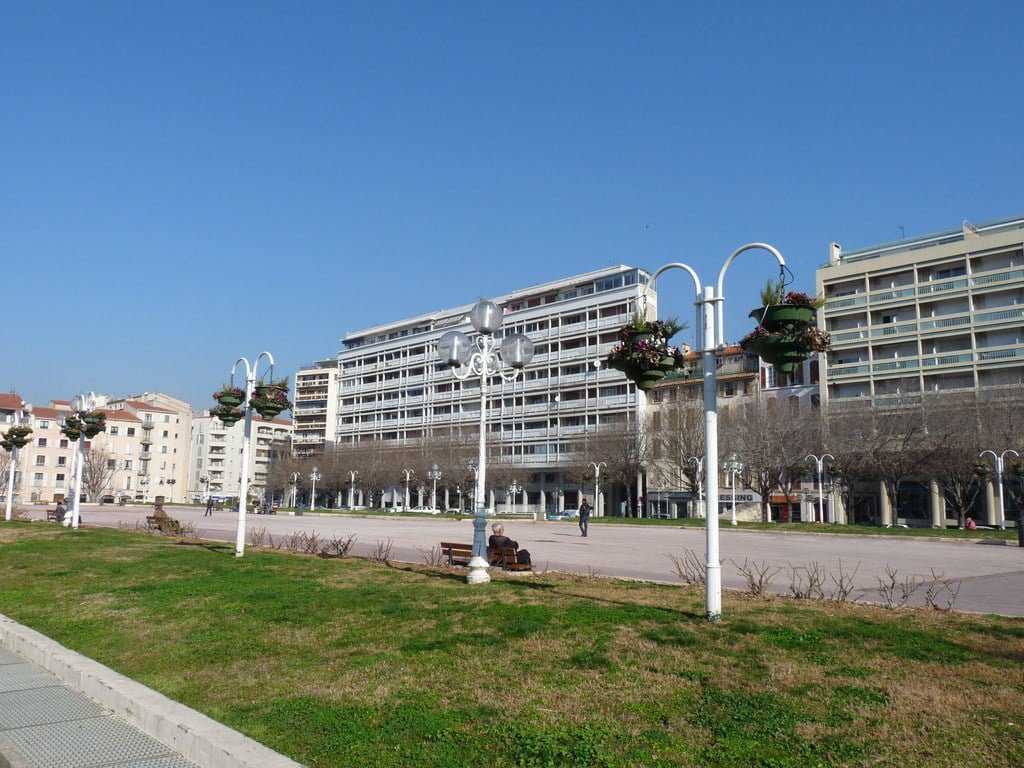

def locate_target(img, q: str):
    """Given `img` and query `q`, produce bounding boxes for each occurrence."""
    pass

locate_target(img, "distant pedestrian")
[204,497,214,516]
[579,498,592,537]
[965,516,977,531]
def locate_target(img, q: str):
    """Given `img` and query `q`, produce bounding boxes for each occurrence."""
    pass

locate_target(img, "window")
[161,446,168,454]
[35,455,45,466]
[59,439,68,449]
[37,437,47,447]
[39,420,50,429]
[56,473,65,483]
[163,415,170,423]
[163,430,169,438]
[127,428,135,436]
[57,457,66,467]
[33,473,43,482]
[106,459,116,470]
[110,426,119,435]
[124,460,132,470]
[125,444,132,455]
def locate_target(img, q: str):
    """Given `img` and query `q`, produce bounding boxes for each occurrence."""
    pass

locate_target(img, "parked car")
[410,506,441,514]
[547,508,579,521]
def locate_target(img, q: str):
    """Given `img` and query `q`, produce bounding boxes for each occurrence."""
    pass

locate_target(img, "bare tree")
[919,393,986,528]
[573,421,649,517]
[81,448,118,502]
[648,400,704,505]
[720,399,818,522]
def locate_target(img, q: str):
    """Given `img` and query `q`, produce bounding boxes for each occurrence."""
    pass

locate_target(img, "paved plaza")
[0,643,194,768]
[41,505,1024,617]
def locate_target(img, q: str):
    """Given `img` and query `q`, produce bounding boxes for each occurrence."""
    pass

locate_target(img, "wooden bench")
[488,546,533,572]
[440,541,473,567]
[46,509,61,523]
[146,516,181,534]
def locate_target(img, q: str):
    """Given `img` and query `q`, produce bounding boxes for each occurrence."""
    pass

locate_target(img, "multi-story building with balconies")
[331,266,653,514]
[818,214,1024,406]
[187,413,292,502]
[292,360,340,457]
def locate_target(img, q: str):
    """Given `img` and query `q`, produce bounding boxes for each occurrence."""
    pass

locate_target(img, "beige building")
[818,214,1024,406]
[1,391,194,505]
[293,361,340,457]
[187,413,292,502]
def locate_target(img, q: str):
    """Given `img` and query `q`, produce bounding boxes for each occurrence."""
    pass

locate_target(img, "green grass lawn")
[0,523,1021,768]
[591,516,1019,540]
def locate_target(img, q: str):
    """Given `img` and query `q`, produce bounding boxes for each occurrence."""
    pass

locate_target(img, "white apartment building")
[332,266,653,513]
[293,360,340,457]
[818,214,1024,406]
[188,414,292,501]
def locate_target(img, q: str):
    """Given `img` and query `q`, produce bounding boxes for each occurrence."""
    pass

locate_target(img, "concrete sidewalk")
[0,643,194,768]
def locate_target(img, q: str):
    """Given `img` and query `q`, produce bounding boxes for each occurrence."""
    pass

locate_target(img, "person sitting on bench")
[488,523,531,566]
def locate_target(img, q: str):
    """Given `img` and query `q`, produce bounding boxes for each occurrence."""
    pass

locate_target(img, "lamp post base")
[466,556,491,584]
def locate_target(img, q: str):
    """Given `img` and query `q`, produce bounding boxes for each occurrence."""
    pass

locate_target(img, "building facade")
[818,214,1024,406]
[292,360,340,457]
[187,414,292,502]
[326,266,654,514]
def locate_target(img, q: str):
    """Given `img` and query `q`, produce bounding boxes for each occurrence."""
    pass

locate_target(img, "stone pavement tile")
[0,663,57,694]
[2,717,175,767]
[0,685,107,729]
[0,645,25,665]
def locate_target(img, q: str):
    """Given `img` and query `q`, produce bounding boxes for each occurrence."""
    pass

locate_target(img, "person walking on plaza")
[204,496,214,516]
[579,497,592,537]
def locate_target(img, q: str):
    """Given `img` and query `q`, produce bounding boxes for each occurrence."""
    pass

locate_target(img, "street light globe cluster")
[436,298,534,584]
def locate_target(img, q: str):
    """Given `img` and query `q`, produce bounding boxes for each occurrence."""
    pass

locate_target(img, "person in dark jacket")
[204,497,214,516]
[488,523,531,565]
[579,498,592,537]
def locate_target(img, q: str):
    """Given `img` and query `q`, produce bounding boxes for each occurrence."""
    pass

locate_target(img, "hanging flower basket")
[973,460,992,479]
[1012,462,1024,479]
[607,313,687,390]
[250,379,291,420]
[741,286,829,375]
[0,440,11,451]
[213,385,246,408]
[80,411,107,439]
[213,405,244,427]
[3,425,32,449]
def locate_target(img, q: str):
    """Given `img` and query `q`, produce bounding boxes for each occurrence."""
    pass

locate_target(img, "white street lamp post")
[348,470,358,508]
[4,400,32,522]
[647,243,788,621]
[588,461,606,519]
[722,452,744,527]
[230,351,275,557]
[980,449,1019,531]
[687,456,704,519]
[69,392,100,530]
[427,463,442,512]
[805,453,835,524]
[437,299,534,584]
[290,471,300,508]
[310,466,321,511]
[401,469,414,510]
[507,480,522,517]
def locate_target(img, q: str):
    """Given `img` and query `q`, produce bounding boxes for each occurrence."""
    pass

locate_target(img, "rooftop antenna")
[898,225,905,239]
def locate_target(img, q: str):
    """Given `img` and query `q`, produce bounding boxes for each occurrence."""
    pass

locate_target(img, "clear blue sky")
[3,2,1022,410]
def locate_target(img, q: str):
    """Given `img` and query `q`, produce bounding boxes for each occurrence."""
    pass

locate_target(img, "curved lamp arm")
[715,243,787,347]
[648,262,704,349]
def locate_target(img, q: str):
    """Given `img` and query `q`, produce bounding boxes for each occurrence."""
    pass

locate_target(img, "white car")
[410,506,442,514]
[547,508,579,521]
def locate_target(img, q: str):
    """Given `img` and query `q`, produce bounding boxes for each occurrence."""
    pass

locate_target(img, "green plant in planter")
[1012,461,1024,479]
[213,385,246,408]
[607,312,687,389]
[61,415,84,442]
[250,381,291,420]
[81,411,107,439]
[973,460,992,479]
[213,405,244,427]
[2,425,33,449]
[740,323,830,374]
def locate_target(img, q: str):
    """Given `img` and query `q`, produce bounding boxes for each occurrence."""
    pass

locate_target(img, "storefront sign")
[718,491,761,504]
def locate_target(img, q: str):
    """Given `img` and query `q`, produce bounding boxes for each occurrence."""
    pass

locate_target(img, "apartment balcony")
[142,421,154,431]
[295,406,328,416]
[918,313,972,334]
[969,267,1024,293]
[827,363,871,379]
[140,437,152,446]
[139,451,152,461]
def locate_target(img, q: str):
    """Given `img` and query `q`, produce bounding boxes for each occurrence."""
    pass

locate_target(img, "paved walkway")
[0,642,193,768]
[55,504,1024,617]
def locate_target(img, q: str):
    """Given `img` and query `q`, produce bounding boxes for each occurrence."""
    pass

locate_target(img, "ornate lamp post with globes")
[427,463,442,511]
[2,399,32,521]
[722,452,744,526]
[437,299,534,584]
[310,466,321,511]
